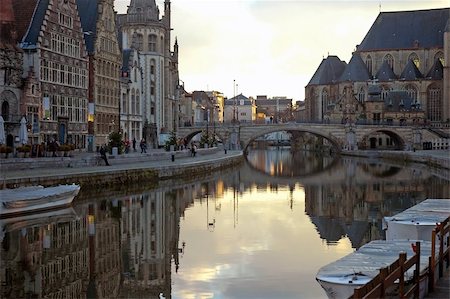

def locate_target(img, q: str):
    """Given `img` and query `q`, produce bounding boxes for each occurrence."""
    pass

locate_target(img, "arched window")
[148,34,157,52]
[408,53,420,68]
[150,59,156,76]
[321,89,328,118]
[136,92,140,114]
[131,89,136,115]
[122,93,127,114]
[383,54,394,71]
[434,51,444,65]
[427,84,442,122]
[136,33,143,51]
[1,100,9,121]
[365,55,372,75]
[358,87,365,103]
[404,84,418,101]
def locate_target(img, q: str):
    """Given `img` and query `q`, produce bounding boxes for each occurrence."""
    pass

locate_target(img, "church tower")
[443,18,450,122]
[117,0,179,147]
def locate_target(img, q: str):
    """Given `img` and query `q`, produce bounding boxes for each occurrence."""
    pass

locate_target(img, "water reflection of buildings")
[87,201,121,298]
[119,184,201,298]
[244,149,449,248]
[0,209,89,298]
[0,177,222,299]
[1,153,448,297]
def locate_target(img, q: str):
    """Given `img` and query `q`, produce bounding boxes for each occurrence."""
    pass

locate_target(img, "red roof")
[12,0,39,43]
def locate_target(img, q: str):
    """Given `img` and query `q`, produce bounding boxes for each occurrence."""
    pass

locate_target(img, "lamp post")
[232,79,236,123]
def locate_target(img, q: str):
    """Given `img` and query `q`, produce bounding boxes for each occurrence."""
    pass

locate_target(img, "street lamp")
[232,79,236,123]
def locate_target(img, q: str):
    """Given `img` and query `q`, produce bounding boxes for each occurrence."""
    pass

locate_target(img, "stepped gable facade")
[305,7,449,125]
[13,0,89,148]
[77,0,122,151]
[116,0,180,148]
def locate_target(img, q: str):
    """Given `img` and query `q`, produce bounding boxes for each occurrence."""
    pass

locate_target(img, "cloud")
[115,0,449,101]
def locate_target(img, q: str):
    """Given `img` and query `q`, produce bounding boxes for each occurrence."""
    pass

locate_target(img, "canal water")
[1,148,448,299]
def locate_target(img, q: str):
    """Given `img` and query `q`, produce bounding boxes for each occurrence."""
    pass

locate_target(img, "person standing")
[132,138,136,152]
[99,145,110,166]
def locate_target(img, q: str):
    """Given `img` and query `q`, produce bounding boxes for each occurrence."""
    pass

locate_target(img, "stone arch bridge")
[177,123,441,151]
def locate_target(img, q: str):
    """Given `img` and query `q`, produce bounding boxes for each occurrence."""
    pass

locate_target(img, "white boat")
[316,239,433,299]
[0,184,80,218]
[383,198,450,241]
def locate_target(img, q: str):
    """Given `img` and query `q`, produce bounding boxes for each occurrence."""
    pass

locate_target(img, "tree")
[108,132,123,154]
[199,130,209,148]
[164,131,177,151]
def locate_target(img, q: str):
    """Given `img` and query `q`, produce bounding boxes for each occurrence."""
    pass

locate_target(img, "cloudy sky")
[114,0,448,102]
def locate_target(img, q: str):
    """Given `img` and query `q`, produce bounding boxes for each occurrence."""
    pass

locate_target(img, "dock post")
[414,241,421,299]
[399,252,406,296]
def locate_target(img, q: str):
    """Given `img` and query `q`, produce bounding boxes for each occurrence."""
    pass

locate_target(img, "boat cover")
[383,199,450,240]
[316,240,433,283]
[0,185,79,203]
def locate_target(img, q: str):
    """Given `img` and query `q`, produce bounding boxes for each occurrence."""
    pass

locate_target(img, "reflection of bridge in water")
[241,154,429,186]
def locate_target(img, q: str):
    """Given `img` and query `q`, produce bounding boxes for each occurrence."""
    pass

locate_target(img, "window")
[434,51,444,65]
[1,101,9,121]
[131,90,135,114]
[381,86,390,100]
[404,84,418,101]
[136,92,140,114]
[383,54,394,71]
[148,34,157,52]
[365,55,372,75]
[135,34,143,51]
[373,113,381,124]
[408,53,420,69]
[321,89,328,118]
[58,12,73,28]
[358,87,365,103]
[4,68,11,85]
[427,84,442,122]
[122,93,127,114]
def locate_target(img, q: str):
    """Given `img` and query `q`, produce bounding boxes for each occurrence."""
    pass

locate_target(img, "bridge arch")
[241,127,342,153]
[359,128,406,150]
[179,129,226,145]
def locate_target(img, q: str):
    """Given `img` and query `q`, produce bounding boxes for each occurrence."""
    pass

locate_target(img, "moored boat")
[0,184,80,218]
[383,198,450,241]
[316,239,433,299]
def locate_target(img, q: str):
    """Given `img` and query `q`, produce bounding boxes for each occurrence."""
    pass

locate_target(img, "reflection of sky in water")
[172,186,354,299]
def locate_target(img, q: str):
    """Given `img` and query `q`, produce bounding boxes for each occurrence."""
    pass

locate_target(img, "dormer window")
[383,54,394,71]
[434,51,444,66]
[408,53,420,69]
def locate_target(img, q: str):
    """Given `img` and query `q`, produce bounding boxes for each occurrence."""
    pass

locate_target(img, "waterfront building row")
[0,0,180,152]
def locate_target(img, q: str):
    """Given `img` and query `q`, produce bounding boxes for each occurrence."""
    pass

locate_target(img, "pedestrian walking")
[140,138,147,153]
[190,142,197,157]
[133,138,136,152]
[99,145,110,166]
